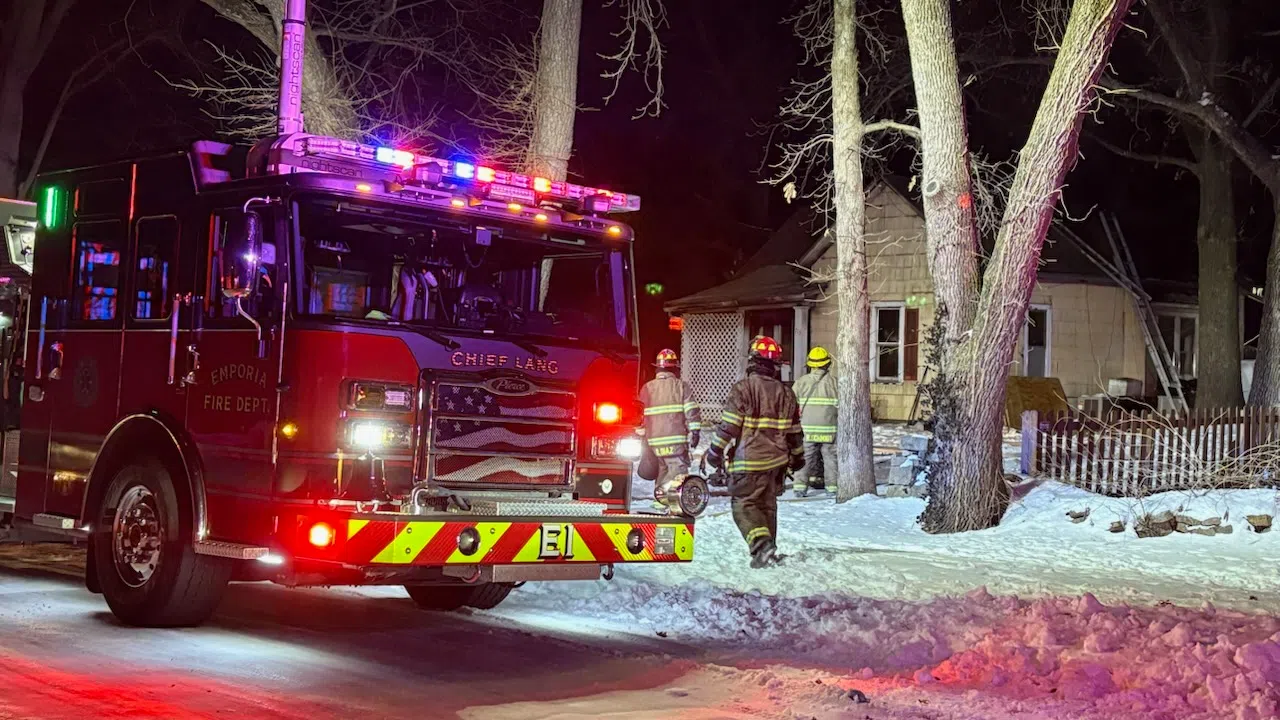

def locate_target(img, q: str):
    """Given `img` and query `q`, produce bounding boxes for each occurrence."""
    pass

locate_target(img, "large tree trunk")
[527,0,582,182]
[831,0,875,500]
[914,0,1135,533]
[897,0,980,342]
[1250,194,1280,406]
[0,85,21,198]
[1192,132,1242,407]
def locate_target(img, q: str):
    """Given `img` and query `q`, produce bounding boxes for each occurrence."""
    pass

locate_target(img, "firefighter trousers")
[656,451,689,487]
[729,466,787,550]
[795,442,837,492]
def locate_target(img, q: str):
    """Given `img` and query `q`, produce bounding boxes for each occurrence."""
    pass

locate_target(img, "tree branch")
[1243,75,1280,129]
[1144,0,1206,94]
[1086,133,1199,175]
[863,119,921,139]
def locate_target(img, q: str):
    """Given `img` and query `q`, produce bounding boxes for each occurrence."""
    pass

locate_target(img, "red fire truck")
[0,135,709,626]
[0,41,715,623]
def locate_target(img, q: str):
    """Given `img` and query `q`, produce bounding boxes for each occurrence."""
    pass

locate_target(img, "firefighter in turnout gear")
[639,349,701,508]
[792,346,838,496]
[705,336,803,568]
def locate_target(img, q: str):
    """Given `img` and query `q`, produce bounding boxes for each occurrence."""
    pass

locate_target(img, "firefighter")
[792,346,838,496]
[638,349,700,507]
[705,336,803,568]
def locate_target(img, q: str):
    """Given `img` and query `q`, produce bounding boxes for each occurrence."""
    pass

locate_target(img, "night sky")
[16,0,1280,357]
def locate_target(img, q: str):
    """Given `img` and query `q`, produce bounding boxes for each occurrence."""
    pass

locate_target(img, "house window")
[1157,313,1197,380]
[1021,306,1051,377]
[872,304,904,382]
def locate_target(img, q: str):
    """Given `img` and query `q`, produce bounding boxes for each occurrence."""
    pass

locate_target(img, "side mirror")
[221,211,264,299]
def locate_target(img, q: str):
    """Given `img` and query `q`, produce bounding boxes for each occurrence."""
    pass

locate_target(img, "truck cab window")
[133,216,179,320]
[295,196,634,346]
[208,209,279,322]
[72,220,125,322]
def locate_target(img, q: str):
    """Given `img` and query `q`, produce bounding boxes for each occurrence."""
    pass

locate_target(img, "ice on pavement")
[496,480,1280,719]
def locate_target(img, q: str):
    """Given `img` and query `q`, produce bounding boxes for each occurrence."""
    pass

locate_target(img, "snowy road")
[1,478,1279,719]
[0,561,713,719]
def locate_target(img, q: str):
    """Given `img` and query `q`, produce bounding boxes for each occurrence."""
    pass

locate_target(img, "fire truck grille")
[425,379,576,489]
[430,454,568,486]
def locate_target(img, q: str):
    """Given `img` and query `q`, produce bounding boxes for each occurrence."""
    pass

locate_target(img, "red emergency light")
[668,317,684,332]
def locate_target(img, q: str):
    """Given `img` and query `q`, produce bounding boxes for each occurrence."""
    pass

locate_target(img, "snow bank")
[498,480,1280,718]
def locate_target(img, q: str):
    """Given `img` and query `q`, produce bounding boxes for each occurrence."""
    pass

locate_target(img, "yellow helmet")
[807,346,832,368]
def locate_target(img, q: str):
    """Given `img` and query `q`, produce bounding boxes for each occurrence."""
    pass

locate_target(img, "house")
[665,179,1213,423]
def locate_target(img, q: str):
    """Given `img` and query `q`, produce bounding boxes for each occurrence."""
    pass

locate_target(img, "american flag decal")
[427,380,576,489]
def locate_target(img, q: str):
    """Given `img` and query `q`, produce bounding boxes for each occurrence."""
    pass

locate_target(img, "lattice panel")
[681,312,743,425]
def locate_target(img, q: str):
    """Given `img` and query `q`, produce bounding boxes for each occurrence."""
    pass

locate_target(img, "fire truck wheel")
[403,582,515,611]
[92,459,232,627]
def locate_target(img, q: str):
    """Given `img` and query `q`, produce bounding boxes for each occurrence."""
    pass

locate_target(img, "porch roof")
[663,263,818,313]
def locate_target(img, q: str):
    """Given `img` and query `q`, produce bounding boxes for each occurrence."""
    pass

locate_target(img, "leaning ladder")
[1099,215,1188,413]
[1054,216,1188,413]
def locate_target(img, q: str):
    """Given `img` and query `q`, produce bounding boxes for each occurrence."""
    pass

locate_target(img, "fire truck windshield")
[295,195,636,348]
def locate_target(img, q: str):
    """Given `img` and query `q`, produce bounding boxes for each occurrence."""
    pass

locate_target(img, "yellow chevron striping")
[348,518,369,538]
[380,521,444,565]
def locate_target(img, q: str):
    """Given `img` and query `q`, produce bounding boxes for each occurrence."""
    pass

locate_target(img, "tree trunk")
[0,84,21,198]
[831,0,875,500]
[898,0,980,342]
[1192,133,1242,407]
[527,0,583,182]
[916,0,1135,533]
[0,2,46,198]
[1250,193,1280,406]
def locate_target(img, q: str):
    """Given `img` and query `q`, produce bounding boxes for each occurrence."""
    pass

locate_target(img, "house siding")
[806,184,1152,421]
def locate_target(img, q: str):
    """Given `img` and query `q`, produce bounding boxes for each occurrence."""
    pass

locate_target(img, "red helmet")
[749,335,783,362]
[655,348,679,368]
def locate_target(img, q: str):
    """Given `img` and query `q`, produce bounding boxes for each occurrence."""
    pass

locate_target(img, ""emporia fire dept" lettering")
[202,363,273,413]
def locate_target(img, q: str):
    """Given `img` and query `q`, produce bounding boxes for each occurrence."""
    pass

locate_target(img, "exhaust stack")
[277,0,307,135]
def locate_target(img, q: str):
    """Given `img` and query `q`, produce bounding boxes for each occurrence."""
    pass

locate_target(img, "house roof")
[666,177,1176,314]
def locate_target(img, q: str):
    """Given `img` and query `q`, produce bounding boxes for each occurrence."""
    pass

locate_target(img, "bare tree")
[768,1,919,500]
[902,0,1136,533]
[1079,0,1244,408]
[460,0,667,180]
[1095,0,1280,407]
[183,0,464,146]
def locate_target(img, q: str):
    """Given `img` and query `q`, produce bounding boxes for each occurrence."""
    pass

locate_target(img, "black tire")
[404,582,515,611]
[92,459,231,627]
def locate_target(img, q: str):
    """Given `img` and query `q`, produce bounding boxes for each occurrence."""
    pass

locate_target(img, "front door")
[119,214,198,434]
[183,204,284,542]
[1022,306,1051,378]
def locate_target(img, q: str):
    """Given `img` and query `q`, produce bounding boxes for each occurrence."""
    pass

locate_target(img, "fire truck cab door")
[183,204,284,541]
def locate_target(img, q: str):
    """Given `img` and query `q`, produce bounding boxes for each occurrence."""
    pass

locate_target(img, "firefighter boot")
[749,536,778,569]
[792,479,807,498]
[809,476,826,492]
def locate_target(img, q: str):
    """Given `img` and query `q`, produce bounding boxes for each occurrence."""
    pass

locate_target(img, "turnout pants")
[795,441,837,492]
[729,466,787,550]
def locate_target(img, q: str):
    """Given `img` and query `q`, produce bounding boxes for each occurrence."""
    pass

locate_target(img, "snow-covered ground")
[490,479,1280,719]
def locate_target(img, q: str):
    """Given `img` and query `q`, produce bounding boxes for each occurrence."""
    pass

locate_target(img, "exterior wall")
[809,184,934,421]
[806,185,1152,421]
[1024,283,1147,401]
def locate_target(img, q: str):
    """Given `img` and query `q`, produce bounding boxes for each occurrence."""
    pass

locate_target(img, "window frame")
[68,219,127,328]
[871,302,905,383]
[1020,304,1052,378]
[130,214,181,323]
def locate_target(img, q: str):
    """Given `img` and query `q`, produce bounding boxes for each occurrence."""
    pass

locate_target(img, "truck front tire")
[404,582,515,611]
[92,459,231,627]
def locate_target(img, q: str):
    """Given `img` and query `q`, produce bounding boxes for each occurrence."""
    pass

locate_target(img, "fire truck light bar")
[295,136,640,213]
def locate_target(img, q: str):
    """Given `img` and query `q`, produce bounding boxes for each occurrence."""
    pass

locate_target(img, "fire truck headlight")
[350,422,388,449]
[616,437,643,460]
[346,420,412,450]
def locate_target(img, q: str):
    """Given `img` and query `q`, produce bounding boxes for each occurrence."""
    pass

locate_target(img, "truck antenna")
[277,0,307,136]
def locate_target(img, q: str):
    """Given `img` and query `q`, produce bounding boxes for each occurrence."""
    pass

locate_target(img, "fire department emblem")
[73,357,99,408]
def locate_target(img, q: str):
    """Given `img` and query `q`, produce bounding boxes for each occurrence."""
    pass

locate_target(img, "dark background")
[14,0,1279,360]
